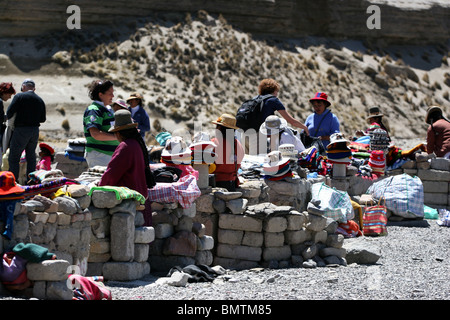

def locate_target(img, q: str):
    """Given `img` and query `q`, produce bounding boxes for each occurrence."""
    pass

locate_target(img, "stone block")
[110,213,135,262]
[422,181,449,194]
[284,229,308,245]
[27,211,49,224]
[264,232,284,247]
[91,190,122,208]
[305,213,328,232]
[90,216,110,239]
[57,212,72,226]
[67,184,90,197]
[286,211,306,230]
[175,215,194,232]
[55,228,80,251]
[88,206,109,219]
[263,217,287,233]
[88,252,111,263]
[326,234,344,248]
[216,244,262,261]
[320,247,347,258]
[134,226,155,244]
[195,250,213,266]
[311,230,328,244]
[26,260,70,281]
[192,222,206,238]
[109,199,137,216]
[218,214,262,232]
[162,231,197,257]
[242,231,264,247]
[55,196,81,215]
[197,235,214,251]
[154,223,174,239]
[218,229,243,245]
[262,245,291,261]
[226,198,248,214]
[134,244,149,262]
[12,214,28,239]
[430,158,450,171]
[148,255,195,272]
[102,261,150,281]
[90,238,110,254]
[417,169,450,182]
[195,194,216,213]
[46,280,73,300]
[424,193,448,206]
[76,195,91,209]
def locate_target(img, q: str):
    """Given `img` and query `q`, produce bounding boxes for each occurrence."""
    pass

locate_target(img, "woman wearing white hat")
[260,115,305,153]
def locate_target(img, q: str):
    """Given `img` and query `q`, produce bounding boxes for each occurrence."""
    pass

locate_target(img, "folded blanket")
[88,186,146,204]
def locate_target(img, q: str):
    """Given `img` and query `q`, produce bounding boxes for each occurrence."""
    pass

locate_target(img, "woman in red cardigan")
[211,114,245,191]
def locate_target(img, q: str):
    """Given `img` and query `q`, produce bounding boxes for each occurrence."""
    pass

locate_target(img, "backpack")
[235,94,273,131]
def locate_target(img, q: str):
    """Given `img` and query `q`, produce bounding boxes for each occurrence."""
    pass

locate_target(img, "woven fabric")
[88,185,146,204]
[363,205,388,236]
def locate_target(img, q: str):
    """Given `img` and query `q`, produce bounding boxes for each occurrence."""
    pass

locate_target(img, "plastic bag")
[311,182,354,223]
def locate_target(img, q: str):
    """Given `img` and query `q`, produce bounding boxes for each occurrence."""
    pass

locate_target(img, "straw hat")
[108,110,138,132]
[259,115,288,136]
[211,114,239,129]
[0,171,25,196]
[126,92,143,103]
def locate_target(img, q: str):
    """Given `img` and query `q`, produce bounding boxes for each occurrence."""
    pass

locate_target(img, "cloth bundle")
[21,177,69,199]
[64,138,86,162]
[148,174,201,208]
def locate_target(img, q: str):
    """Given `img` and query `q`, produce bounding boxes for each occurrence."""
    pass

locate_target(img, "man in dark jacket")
[6,79,46,180]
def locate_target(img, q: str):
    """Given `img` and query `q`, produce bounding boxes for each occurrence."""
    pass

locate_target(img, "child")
[36,143,55,171]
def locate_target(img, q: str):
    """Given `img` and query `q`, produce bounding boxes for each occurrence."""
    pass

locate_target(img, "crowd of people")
[0,77,449,219]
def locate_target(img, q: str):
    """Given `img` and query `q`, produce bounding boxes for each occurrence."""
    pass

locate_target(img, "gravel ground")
[107,219,450,301]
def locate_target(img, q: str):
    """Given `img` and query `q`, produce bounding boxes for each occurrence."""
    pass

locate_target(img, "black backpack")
[235,94,273,131]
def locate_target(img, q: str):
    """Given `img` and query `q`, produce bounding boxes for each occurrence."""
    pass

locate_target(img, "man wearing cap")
[6,79,46,180]
[305,92,340,148]
[425,106,450,159]
[126,92,150,140]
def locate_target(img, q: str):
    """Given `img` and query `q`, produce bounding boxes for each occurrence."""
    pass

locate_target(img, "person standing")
[6,79,45,180]
[83,80,119,167]
[425,106,450,159]
[0,82,16,159]
[126,92,150,140]
[305,91,340,148]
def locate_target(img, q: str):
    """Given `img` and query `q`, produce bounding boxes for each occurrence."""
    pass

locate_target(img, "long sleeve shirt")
[99,138,148,198]
[427,119,450,157]
[6,91,46,127]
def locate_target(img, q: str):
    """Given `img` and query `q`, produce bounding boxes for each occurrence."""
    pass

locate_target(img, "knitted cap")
[12,243,55,263]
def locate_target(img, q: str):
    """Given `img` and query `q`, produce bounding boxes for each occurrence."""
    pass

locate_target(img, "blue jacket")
[129,105,150,138]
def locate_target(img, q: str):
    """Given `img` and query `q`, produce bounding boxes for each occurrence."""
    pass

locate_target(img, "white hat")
[260,116,288,136]
[189,131,217,148]
[161,136,192,164]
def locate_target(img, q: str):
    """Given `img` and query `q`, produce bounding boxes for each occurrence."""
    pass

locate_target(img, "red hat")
[310,92,331,107]
[0,171,25,196]
[39,143,55,155]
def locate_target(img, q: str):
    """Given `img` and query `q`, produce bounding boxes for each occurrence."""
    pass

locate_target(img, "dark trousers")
[8,126,39,180]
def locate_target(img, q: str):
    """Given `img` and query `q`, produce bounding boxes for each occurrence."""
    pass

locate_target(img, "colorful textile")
[0,199,20,239]
[336,220,363,238]
[88,186,146,204]
[148,174,201,208]
[21,177,68,199]
[28,169,64,184]
[69,274,112,300]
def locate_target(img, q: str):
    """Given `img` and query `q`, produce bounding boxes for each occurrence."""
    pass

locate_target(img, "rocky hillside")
[0,9,449,147]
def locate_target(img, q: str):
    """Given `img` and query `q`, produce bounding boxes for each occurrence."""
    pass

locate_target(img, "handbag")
[363,197,388,236]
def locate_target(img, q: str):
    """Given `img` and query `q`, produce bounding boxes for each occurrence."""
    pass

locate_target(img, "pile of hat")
[278,144,298,160]
[370,128,390,151]
[189,132,216,165]
[368,150,386,176]
[262,151,293,181]
[161,136,192,165]
[326,133,352,165]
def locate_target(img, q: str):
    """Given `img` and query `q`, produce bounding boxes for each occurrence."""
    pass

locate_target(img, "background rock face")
[1,0,449,44]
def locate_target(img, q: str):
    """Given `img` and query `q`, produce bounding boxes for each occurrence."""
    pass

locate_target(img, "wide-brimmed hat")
[112,99,128,110]
[161,136,192,161]
[425,106,448,124]
[39,143,55,155]
[126,92,143,103]
[211,114,239,129]
[260,115,287,136]
[0,171,25,196]
[108,109,138,132]
[366,106,384,123]
[190,131,217,148]
[309,92,331,107]
[263,151,290,169]
[327,133,350,149]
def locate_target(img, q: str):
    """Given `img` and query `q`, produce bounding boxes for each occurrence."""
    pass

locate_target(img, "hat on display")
[259,115,288,136]
[0,171,25,196]
[327,133,350,149]
[211,114,239,130]
[309,92,331,107]
[370,129,390,151]
[190,132,217,164]
[262,151,290,174]
[39,143,55,155]
[155,132,172,146]
[190,132,217,148]
[112,99,128,110]
[279,144,298,160]
[108,110,138,132]
[368,150,386,175]
[161,136,192,164]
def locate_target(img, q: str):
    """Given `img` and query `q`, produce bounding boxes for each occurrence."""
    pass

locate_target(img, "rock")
[162,231,197,257]
[54,196,81,215]
[343,239,382,264]
[214,191,242,201]
[226,198,248,214]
